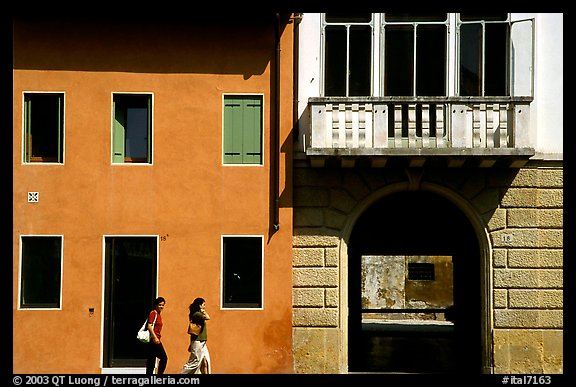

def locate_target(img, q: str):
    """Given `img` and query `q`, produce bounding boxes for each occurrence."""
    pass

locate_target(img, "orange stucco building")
[13,15,295,373]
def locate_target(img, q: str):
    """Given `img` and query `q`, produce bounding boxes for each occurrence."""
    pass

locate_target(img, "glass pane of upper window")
[125,105,149,160]
[384,20,447,97]
[349,26,372,96]
[24,93,63,163]
[460,14,508,21]
[384,25,413,96]
[484,23,508,96]
[324,26,348,96]
[325,13,372,23]
[385,14,447,22]
[324,15,373,97]
[416,24,446,96]
[459,16,509,96]
[20,236,62,308]
[459,23,482,96]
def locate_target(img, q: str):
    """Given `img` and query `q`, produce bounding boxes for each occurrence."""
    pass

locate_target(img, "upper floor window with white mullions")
[458,14,509,96]
[323,13,373,97]
[383,13,448,97]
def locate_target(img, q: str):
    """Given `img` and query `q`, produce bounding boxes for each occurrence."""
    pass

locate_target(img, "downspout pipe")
[273,12,281,231]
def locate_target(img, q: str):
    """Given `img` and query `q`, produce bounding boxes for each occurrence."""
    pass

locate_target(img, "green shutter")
[223,95,262,165]
[24,95,31,162]
[223,97,243,164]
[242,96,262,164]
[112,98,125,163]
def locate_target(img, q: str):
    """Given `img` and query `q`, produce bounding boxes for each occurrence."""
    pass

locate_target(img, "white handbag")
[137,312,157,343]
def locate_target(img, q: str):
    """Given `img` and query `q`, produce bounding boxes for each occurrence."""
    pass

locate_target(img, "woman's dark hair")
[153,297,166,307]
[188,297,205,320]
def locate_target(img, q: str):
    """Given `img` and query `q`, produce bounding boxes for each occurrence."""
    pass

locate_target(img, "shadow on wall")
[13,16,282,76]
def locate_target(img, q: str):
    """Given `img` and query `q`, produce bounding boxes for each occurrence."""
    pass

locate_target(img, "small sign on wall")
[28,192,39,203]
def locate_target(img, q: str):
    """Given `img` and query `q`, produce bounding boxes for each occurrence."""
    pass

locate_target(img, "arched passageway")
[347,190,483,373]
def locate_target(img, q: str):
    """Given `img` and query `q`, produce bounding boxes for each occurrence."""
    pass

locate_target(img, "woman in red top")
[146,297,168,374]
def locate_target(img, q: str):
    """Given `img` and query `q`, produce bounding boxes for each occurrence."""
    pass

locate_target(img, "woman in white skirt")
[181,297,211,374]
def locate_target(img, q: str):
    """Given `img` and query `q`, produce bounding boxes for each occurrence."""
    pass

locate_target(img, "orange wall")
[13,18,294,374]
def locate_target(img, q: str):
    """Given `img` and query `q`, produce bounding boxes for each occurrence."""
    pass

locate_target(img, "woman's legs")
[146,342,168,375]
[146,343,157,374]
[200,342,211,374]
[156,343,168,374]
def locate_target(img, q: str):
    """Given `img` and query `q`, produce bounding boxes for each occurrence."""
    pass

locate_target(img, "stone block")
[294,267,339,287]
[292,327,341,373]
[492,249,507,268]
[325,247,339,267]
[294,187,330,207]
[293,307,339,327]
[294,208,324,227]
[507,209,563,228]
[494,268,563,289]
[501,188,562,208]
[493,329,563,373]
[508,290,563,309]
[508,249,563,268]
[494,289,508,308]
[293,288,324,307]
[293,247,324,267]
[494,309,563,328]
[510,168,563,188]
[492,229,563,249]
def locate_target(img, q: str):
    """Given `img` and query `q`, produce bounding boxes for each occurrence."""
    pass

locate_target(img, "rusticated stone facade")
[292,159,563,374]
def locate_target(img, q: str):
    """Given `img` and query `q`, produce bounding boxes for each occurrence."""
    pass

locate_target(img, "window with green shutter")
[112,94,152,164]
[223,95,263,165]
[23,93,64,163]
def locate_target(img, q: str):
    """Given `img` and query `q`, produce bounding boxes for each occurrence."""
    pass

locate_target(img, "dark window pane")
[325,13,372,23]
[460,24,482,96]
[349,26,372,96]
[115,95,150,162]
[21,236,62,308]
[416,25,446,96]
[385,14,447,22]
[223,237,262,308]
[325,26,347,96]
[484,23,509,96]
[460,14,508,21]
[26,94,62,162]
[125,106,148,159]
[385,26,413,96]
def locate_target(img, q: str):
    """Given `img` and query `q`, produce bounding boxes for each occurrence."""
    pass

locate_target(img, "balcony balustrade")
[306,96,535,168]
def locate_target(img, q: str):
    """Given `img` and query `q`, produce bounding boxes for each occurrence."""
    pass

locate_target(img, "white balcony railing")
[306,97,534,157]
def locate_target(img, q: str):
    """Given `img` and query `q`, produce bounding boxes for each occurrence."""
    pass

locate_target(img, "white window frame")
[110,92,154,166]
[220,234,265,310]
[18,234,64,310]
